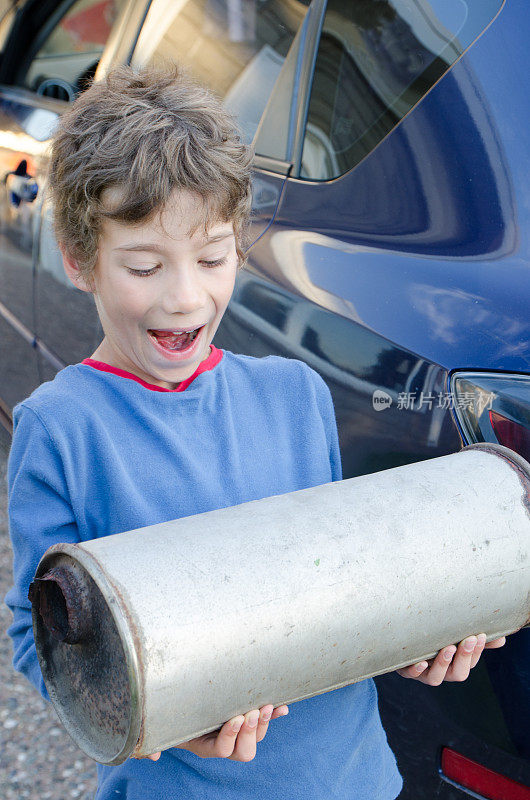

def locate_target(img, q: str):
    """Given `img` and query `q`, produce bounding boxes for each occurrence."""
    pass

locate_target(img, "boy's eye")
[125,257,227,276]
[201,257,227,268]
[126,265,159,277]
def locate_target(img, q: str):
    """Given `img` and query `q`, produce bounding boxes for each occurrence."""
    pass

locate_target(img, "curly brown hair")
[47,62,254,280]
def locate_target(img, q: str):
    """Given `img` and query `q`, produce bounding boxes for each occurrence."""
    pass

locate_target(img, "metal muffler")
[29,443,530,765]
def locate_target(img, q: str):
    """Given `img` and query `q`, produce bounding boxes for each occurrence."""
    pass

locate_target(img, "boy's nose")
[161,268,206,315]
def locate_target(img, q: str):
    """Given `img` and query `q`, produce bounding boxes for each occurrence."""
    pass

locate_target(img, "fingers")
[469,633,486,668]
[223,704,289,760]
[229,709,260,762]
[270,704,289,721]
[424,645,458,685]
[256,704,289,742]
[255,704,273,743]
[447,636,478,680]
[396,661,429,679]
[138,703,291,762]
[397,644,458,685]
[133,751,161,761]
[398,631,508,685]
[485,636,506,649]
[212,715,246,759]
[409,634,496,685]
[422,637,477,684]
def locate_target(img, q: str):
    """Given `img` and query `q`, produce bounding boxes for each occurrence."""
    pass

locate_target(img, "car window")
[300,0,504,180]
[131,0,310,147]
[17,0,126,101]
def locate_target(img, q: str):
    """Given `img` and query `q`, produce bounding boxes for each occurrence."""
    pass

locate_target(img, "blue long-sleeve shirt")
[5,349,402,800]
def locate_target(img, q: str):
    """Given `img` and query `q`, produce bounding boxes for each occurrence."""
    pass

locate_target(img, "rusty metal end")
[460,443,530,516]
[29,566,93,644]
[29,549,139,764]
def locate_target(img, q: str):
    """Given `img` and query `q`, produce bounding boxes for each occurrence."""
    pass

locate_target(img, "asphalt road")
[0,438,98,799]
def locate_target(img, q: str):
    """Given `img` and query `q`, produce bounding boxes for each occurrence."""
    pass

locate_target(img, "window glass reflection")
[301,0,503,180]
[133,0,309,145]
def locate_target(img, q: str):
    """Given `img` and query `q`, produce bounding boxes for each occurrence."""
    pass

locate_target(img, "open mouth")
[148,326,203,352]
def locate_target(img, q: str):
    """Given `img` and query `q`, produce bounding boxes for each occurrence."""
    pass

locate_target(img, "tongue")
[151,330,193,351]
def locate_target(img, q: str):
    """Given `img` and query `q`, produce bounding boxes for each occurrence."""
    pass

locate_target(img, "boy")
[5,64,503,799]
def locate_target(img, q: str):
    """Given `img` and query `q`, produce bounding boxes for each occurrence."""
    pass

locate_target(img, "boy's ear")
[59,245,93,293]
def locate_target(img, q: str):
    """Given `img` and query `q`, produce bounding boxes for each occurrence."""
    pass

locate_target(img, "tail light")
[450,372,530,461]
[441,748,530,800]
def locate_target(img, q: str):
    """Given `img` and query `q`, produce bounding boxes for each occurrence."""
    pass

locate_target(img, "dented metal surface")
[30,444,530,765]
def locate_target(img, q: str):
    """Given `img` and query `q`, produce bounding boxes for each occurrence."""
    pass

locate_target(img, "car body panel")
[270,2,530,374]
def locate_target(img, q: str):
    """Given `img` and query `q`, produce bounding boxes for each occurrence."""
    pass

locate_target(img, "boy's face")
[69,188,238,389]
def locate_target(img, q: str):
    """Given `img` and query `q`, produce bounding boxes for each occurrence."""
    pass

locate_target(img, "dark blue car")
[0,0,529,796]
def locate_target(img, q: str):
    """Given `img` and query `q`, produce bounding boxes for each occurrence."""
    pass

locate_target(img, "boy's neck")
[83,345,222,393]
[89,338,213,391]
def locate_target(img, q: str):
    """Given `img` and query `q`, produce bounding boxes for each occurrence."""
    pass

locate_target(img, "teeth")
[150,327,201,351]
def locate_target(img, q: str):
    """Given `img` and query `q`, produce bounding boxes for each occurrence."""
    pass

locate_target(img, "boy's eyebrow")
[113,233,233,253]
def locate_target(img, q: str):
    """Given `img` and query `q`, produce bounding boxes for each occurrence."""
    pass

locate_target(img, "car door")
[0,0,136,407]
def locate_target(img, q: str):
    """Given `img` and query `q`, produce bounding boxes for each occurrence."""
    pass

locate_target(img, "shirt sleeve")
[4,404,82,701]
[306,366,343,482]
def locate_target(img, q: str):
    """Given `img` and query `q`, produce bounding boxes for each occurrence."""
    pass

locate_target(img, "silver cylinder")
[30,443,530,765]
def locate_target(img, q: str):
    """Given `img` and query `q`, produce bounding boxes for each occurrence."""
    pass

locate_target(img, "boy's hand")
[136,704,289,762]
[397,634,506,685]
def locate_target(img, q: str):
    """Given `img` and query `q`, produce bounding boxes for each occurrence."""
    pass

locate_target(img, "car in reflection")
[0,0,529,797]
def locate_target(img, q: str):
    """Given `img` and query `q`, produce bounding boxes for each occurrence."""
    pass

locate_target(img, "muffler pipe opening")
[29,566,92,644]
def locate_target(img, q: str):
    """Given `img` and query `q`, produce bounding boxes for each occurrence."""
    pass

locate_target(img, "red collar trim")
[81,346,223,392]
